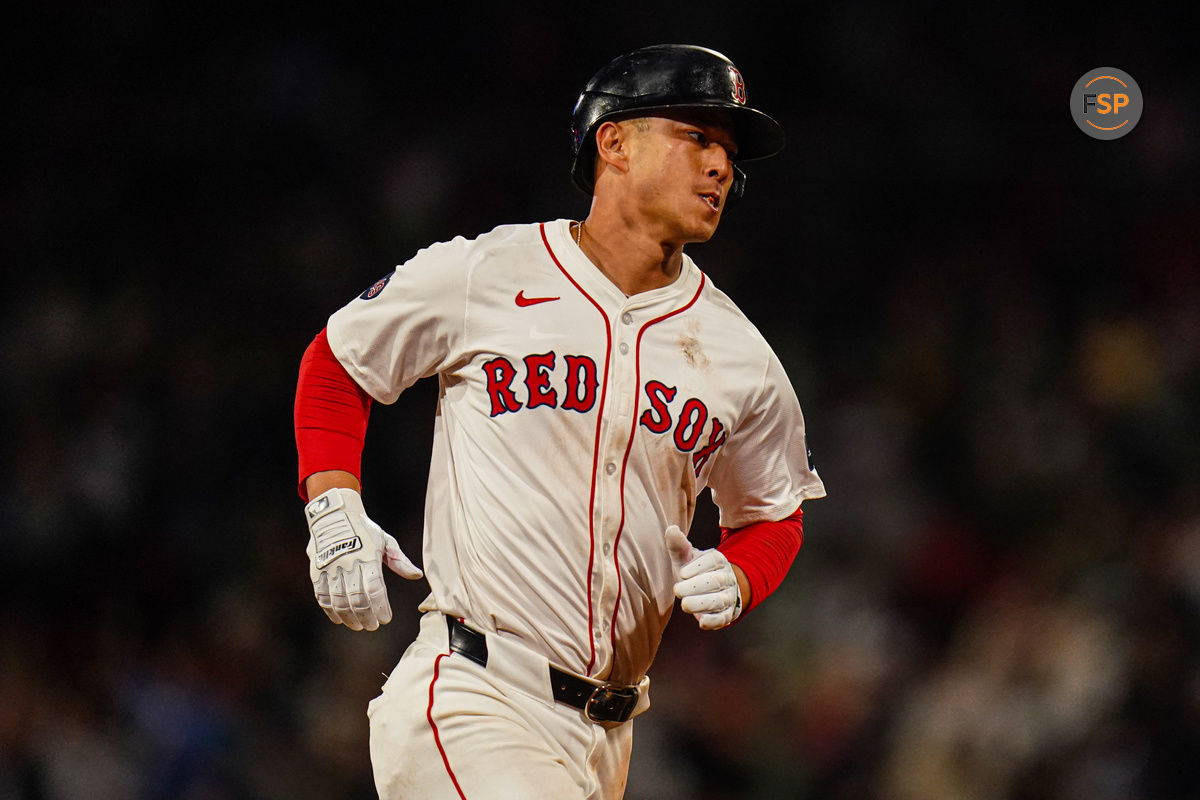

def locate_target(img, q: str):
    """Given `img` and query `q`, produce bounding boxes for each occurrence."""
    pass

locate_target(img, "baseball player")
[294,44,825,799]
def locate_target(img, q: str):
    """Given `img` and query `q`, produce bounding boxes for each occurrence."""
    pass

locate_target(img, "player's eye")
[688,129,738,160]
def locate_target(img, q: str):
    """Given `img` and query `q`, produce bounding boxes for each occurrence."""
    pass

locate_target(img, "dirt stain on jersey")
[678,320,711,372]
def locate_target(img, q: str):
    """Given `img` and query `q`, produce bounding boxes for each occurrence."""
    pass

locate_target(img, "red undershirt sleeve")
[294,327,372,500]
[717,505,804,617]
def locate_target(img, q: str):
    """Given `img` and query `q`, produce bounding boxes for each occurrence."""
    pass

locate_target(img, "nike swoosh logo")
[515,291,560,307]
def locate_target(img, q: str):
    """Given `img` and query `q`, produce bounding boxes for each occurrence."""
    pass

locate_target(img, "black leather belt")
[445,615,639,724]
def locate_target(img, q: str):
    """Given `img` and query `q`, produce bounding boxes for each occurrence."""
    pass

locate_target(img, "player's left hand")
[665,525,742,630]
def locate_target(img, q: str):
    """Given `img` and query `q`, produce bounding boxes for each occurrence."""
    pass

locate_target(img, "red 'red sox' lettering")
[484,357,522,416]
[690,416,726,472]
[562,355,598,413]
[524,352,558,409]
[484,354,727,472]
[486,353,597,416]
[642,383,727,473]
[639,380,676,433]
[673,398,707,451]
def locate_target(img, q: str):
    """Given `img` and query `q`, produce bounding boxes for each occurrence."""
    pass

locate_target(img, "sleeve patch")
[360,271,394,300]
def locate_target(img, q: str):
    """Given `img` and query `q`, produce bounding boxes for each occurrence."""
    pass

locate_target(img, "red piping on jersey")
[539,222,612,676]
[609,274,707,665]
[427,651,469,799]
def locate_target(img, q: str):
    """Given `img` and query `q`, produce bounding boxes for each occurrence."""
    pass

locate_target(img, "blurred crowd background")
[4,3,1198,799]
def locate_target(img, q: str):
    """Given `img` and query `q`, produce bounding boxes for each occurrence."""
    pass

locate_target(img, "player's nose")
[705,147,734,184]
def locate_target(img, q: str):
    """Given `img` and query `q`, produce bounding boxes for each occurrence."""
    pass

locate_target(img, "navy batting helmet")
[569,44,785,206]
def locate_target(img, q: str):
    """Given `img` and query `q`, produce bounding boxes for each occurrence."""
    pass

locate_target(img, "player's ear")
[593,120,633,179]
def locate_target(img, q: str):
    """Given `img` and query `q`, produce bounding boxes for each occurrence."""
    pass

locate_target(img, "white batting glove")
[305,487,423,632]
[665,525,742,630]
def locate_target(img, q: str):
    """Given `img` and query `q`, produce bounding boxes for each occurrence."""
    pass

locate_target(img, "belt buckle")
[585,684,639,723]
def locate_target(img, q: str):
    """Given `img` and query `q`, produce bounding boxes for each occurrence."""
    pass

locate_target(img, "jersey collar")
[544,219,703,313]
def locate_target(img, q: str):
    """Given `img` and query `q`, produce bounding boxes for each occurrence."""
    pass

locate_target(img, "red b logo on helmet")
[728,66,746,105]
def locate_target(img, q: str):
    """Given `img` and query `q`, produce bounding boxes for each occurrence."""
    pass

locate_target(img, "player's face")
[624,110,739,243]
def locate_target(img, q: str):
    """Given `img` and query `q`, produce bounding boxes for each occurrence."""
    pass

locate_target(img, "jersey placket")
[587,304,639,678]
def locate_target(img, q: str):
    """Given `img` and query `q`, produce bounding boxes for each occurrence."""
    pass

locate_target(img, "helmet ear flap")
[725,166,746,209]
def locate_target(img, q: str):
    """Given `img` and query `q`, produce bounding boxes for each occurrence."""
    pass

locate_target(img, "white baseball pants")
[368,611,641,799]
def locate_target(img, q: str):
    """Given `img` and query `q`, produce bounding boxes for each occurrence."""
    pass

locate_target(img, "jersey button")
[618,342,629,355]
[605,462,616,475]
[621,312,633,325]
[603,542,612,555]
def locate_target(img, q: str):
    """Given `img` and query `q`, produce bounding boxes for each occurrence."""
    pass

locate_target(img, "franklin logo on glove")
[315,536,362,569]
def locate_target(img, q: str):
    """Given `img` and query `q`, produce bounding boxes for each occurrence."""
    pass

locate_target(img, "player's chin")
[663,200,721,243]
[688,207,722,241]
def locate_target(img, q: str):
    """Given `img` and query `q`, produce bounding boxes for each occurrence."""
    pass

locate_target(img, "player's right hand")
[304,487,423,631]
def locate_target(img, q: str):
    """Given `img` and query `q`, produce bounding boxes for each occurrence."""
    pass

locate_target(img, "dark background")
[4,3,1199,798]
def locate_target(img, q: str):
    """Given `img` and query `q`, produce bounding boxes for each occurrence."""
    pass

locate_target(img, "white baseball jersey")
[326,219,825,684]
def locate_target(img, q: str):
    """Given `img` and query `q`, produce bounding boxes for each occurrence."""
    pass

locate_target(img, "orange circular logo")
[1071,68,1142,140]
